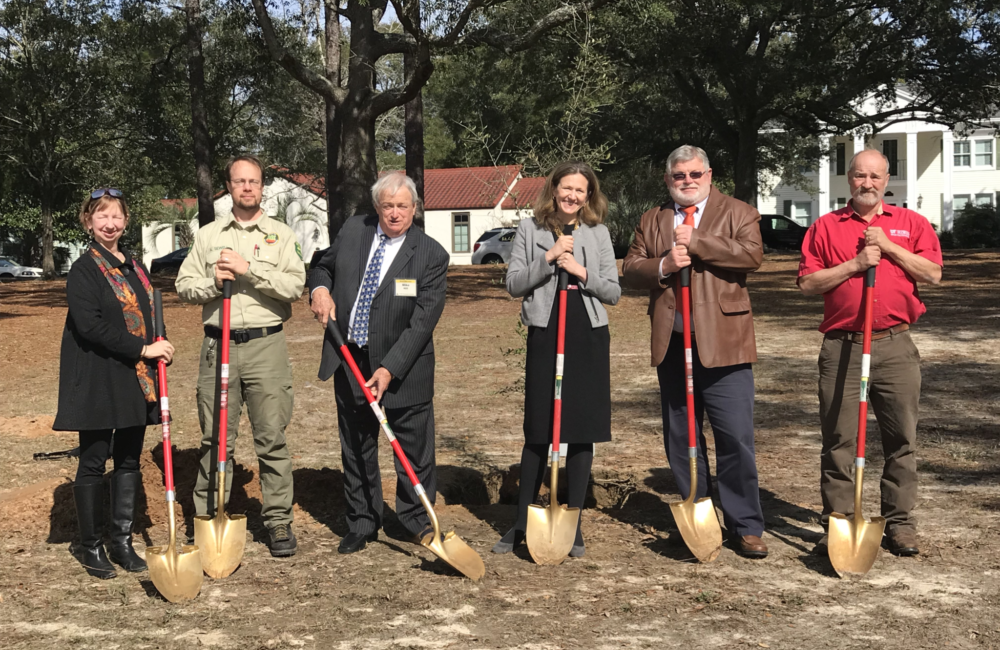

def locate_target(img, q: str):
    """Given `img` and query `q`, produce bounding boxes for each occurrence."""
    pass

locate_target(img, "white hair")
[848,148,890,175]
[666,145,711,174]
[371,173,420,207]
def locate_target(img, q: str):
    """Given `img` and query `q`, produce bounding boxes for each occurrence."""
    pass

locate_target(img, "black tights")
[75,427,146,485]
[501,443,594,547]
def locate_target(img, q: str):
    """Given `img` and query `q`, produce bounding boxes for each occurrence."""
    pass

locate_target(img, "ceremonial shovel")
[194,279,247,578]
[525,269,581,565]
[668,265,723,563]
[828,266,886,577]
[147,289,203,602]
[327,320,485,581]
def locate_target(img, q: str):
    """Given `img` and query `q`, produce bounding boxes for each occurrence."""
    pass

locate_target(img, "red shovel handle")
[679,267,696,448]
[551,270,569,451]
[856,266,876,455]
[217,279,232,466]
[153,290,174,495]
[326,320,422,489]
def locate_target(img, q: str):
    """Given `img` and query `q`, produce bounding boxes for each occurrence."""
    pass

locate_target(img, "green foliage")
[953,206,1000,249]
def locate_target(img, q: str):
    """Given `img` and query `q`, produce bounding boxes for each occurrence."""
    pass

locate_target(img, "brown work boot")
[885,530,919,557]
[736,534,768,559]
[812,535,829,557]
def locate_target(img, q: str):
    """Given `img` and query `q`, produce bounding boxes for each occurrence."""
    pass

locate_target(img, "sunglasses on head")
[90,188,124,199]
[671,171,706,182]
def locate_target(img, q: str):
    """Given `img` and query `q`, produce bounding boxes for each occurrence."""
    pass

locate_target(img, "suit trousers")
[335,346,436,537]
[657,331,764,537]
[194,331,295,528]
[818,330,920,534]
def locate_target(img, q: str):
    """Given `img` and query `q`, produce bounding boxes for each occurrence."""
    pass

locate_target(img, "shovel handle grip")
[326,320,422,489]
[679,265,691,288]
[153,290,174,495]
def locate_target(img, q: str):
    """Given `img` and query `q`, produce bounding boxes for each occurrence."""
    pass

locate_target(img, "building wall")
[424,208,517,265]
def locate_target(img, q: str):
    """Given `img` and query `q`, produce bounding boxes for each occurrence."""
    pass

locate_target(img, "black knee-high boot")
[566,444,594,557]
[72,482,117,579]
[108,472,147,572]
[492,444,547,553]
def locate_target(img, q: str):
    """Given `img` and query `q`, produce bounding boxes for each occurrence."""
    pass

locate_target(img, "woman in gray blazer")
[493,161,621,558]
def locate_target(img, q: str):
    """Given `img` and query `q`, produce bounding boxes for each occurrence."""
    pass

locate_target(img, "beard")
[669,185,709,207]
[235,194,261,211]
[852,188,882,208]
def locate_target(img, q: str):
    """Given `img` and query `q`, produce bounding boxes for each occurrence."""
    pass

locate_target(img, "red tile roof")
[159,198,198,210]
[501,176,545,210]
[423,166,521,210]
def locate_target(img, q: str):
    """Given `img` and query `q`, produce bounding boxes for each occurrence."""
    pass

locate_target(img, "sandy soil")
[0,252,998,649]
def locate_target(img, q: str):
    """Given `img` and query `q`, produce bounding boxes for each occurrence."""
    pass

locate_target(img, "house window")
[836,143,846,176]
[882,139,899,176]
[452,213,470,253]
[793,201,811,225]
[976,193,994,207]
[954,141,972,167]
[174,227,182,251]
[953,195,970,212]
[837,197,848,209]
[975,140,994,167]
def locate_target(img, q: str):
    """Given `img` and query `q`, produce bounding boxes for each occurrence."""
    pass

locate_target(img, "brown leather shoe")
[885,530,919,557]
[736,534,768,558]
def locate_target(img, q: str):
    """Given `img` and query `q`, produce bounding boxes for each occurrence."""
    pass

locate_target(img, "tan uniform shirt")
[176,213,306,329]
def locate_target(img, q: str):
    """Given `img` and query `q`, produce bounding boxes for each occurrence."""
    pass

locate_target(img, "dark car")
[150,247,189,274]
[759,214,807,251]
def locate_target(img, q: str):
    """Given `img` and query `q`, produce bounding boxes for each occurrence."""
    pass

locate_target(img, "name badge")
[395,278,417,297]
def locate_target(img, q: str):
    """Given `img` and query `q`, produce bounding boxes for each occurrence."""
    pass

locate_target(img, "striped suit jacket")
[309,214,449,409]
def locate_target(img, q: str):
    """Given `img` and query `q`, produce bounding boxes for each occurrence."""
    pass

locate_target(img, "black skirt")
[523,280,611,445]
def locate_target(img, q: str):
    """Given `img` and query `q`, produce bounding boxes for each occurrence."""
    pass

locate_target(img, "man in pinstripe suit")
[309,174,449,554]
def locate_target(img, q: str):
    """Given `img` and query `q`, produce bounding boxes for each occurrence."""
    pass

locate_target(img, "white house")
[759,88,1000,230]
[143,166,545,267]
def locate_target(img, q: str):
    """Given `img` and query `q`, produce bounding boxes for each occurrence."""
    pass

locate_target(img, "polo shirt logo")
[264,233,279,245]
[890,229,910,238]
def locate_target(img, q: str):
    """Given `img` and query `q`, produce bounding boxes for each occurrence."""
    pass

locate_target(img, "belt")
[204,323,283,344]
[825,323,909,343]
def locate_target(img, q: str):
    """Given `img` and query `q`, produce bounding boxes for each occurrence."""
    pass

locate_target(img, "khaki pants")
[818,330,920,534]
[194,330,294,528]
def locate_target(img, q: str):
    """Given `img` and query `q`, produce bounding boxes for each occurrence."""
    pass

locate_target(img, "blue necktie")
[352,234,389,346]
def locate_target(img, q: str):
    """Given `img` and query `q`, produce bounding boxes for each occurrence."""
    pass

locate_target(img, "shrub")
[953,205,1000,248]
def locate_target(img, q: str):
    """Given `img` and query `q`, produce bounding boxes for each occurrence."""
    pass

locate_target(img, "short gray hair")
[667,145,711,174]
[371,173,420,207]
[848,148,890,175]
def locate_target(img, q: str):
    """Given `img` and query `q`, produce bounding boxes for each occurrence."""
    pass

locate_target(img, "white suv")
[471,228,516,264]
[0,258,43,281]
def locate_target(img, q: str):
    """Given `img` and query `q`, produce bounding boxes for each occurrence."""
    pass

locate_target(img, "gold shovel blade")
[193,513,247,579]
[147,543,204,602]
[421,530,486,581]
[670,497,723,563]
[828,513,886,578]
[525,502,580,566]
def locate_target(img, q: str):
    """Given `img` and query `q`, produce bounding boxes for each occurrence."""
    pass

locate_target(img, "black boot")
[107,472,147,572]
[72,482,117,579]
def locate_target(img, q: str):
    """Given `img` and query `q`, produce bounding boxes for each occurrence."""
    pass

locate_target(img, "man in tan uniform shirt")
[176,155,306,557]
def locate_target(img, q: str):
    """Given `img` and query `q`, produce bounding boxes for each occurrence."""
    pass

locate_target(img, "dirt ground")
[0,252,998,650]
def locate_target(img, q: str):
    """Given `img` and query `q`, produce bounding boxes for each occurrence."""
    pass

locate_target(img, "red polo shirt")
[798,202,943,333]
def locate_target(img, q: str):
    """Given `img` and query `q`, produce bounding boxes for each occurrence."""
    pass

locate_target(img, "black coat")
[308,215,448,409]
[53,242,161,431]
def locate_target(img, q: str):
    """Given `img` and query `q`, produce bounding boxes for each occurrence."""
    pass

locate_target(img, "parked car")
[0,257,43,281]
[471,228,516,264]
[759,214,808,251]
[150,247,189,274]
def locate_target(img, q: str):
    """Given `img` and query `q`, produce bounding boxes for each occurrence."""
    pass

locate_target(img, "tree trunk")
[186,0,215,228]
[330,108,378,232]
[40,190,55,280]
[323,0,344,243]
[732,126,760,206]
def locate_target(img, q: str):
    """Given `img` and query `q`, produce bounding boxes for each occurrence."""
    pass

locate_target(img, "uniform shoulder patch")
[264,233,279,245]
[295,242,303,260]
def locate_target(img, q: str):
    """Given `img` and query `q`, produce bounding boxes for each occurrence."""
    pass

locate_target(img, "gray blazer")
[506,218,621,328]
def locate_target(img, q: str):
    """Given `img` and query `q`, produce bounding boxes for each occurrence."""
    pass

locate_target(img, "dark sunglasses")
[90,188,124,199]
[671,171,706,181]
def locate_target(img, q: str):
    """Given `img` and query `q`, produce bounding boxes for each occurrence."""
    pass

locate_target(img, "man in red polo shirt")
[798,148,942,557]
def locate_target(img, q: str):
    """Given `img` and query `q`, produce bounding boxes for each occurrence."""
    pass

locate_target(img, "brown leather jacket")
[623,187,763,368]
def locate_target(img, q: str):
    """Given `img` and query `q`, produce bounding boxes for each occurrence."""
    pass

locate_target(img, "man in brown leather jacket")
[623,145,768,558]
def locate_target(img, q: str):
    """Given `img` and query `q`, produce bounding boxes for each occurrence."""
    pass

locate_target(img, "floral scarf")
[89,245,157,403]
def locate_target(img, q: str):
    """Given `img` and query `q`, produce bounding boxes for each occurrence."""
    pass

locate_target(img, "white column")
[906,132,918,210]
[942,131,954,231]
[854,131,866,156]
[817,136,831,221]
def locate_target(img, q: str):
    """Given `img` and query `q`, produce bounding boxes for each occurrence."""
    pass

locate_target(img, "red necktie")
[681,205,697,227]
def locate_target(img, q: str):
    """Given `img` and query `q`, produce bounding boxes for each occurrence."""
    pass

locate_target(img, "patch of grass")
[693,590,719,604]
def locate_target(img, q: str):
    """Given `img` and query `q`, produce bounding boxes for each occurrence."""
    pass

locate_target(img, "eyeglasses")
[671,171,707,182]
[230,179,262,187]
[91,188,123,199]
